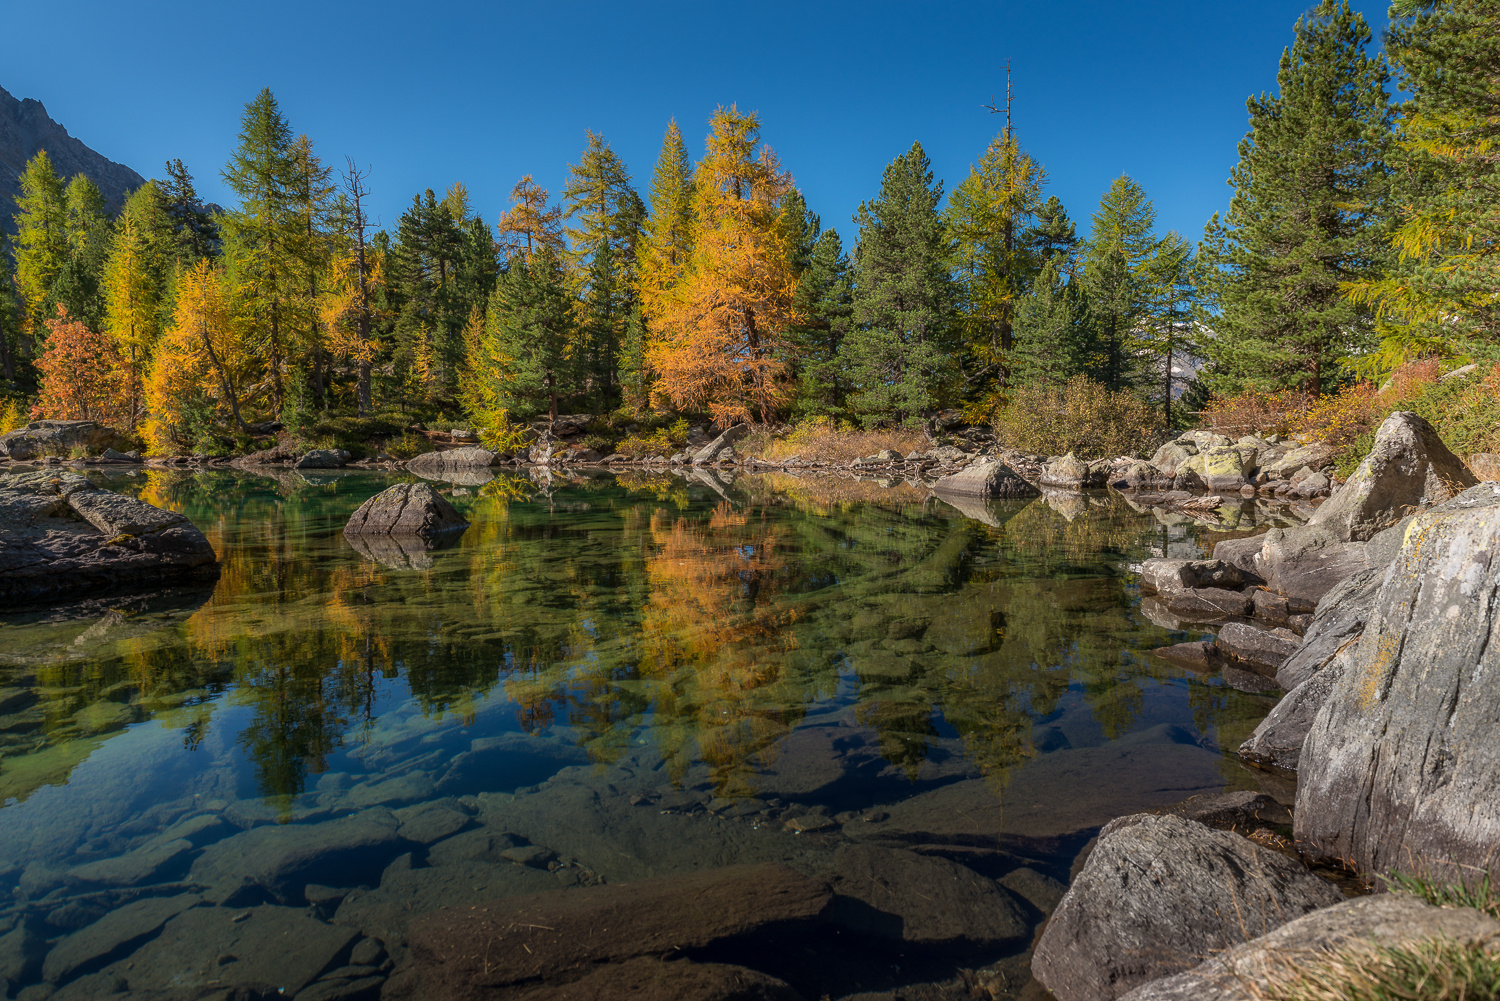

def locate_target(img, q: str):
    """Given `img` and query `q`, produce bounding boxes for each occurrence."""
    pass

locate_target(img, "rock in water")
[1117,894,1500,1001]
[344,482,468,539]
[0,471,219,602]
[1296,482,1500,887]
[0,420,127,460]
[405,445,498,475]
[1306,410,1476,542]
[1030,813,1342,1001]
[931,458,1040,500]
[1040,452,1107,490]
[691,424,750,465]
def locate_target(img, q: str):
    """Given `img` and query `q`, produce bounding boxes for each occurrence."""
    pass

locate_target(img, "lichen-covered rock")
[0,420,126,460]
[292,448,350,469]
[1117,894,1500,1001]
[1199,446,1252,492]
[931,458,1040,500]
[1260,442,1335,481]
[406,446,498,475]
[1031,813,1342,1001]
[1306,411,1476,542]
[1296,482,1500,887]
[0,472,219,602]
[1149,442,1195,476]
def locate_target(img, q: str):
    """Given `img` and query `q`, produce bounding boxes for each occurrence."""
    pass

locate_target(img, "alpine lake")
[0,465,1307,1000]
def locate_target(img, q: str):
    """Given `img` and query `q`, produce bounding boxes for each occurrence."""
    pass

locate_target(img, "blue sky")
[7,0,1390,245]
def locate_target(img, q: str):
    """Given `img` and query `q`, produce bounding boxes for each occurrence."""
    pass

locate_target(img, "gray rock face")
[691,424,750,464]
[931,458,1041,500]
[1254,526,1374,607]
[189,809,415,904]
[0,420,126,460]
[1260,442,1335,481]
[294,448,351,469]
[1296,482,1500,887]
[343,482,469,542]
[1139,559,1245,595]
[1030,813,1343,1001]
[1307,411,1477,542]
[1275,567,1383,691]
[1117,894,1500,1001]
[1041,452,1108,490]
[0,471,219,602]
[1238,662,1345,773]
[41,893,200,985]
[405,446,498,475]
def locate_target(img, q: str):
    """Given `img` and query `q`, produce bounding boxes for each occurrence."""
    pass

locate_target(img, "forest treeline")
[1,1,1496,454]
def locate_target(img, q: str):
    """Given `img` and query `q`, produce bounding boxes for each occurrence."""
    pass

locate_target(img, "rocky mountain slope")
[0,84,144,234]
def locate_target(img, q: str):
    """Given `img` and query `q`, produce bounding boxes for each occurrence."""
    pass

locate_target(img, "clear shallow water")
[0,468,1284,998]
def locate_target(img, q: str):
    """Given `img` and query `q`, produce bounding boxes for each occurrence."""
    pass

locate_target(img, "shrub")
[991,377,1162,459]
[748,416,926,463]
[616,419,691,458]
[0,397,29,433]
[387,432,432,460]
[1201,389,1315,438]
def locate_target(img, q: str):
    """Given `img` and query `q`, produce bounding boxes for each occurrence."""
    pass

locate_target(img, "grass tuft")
[1260,937,1500,1001]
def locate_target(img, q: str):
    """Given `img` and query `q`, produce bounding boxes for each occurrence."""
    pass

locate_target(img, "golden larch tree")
[647,106,799,426]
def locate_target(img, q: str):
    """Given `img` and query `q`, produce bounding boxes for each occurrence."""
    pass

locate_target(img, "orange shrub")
[1200,389,1313,438]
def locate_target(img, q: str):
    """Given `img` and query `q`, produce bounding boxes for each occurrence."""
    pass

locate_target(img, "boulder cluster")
[1030,412,1500,1001]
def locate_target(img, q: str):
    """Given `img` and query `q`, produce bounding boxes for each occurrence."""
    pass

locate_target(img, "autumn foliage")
[646,107,800,426]
[32,305,127,425]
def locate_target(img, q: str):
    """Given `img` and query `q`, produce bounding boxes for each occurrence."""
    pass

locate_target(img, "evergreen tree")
[220,88,301,413]
[0,255,23,387]
[788,228,853,416]
[477,246,579,423]
[946,125,1045,412]
[160,159,220,262]
[1347,0,1500,365]
[1141,231,1197,425]
[841,142,957,427]
[104,181,175,426]
[1203,1,1392,395]
[288,134,336,408]
[11,151,69,338]
[776,188,821,277]
[388,190,465,403]
[1010,254,1094,388]
[1081,175,1165,391]
[617,303,649,415]
[46,175,114,332]
[1027,195,1079,265]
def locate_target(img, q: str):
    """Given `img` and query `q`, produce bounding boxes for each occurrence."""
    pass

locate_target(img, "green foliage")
[842,142,957,427]
[1010,254,1095,388]
[1202,2,1392,396]
[992,375,1161,459]
[470,246,579,422]
[788,228,854,418]
[616,418,690,458]
[1385,870,1500,920]
[1263,937,1500,1001]
[387,431,433,459]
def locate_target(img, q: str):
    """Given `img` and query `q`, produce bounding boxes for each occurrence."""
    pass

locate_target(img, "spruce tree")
[788,228,854,416]
[161,159,220,262]
[636,120,695,324]
[1027,196,1079,265]
[1081,175,1165,392]
[1204,1,1391,395]
[1010,254,1094,388]
[841,142,957,427]
[47,176,114,332]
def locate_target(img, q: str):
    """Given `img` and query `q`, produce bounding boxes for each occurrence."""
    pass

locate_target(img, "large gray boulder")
[931,458,1040,500]
[405,445,498,475]
[344,482,468,539]
[292,448,350,469]
[1118,893,1500,1001]
[691,424,750,464]
[1030,813,1343,1001]
[0,420,126,460]
[1252,526,1374,608]
[1306,411,1476,542]
[0,472,219,602]
[1273,566,1383,691]
[1259,442,1335,481]
[1238,663,1346,773]
[1041,452,1108,490]
[1296,482,1500,887]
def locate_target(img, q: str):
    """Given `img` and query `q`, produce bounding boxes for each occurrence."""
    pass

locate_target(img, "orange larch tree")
[32,305,127,425]
[494,176,565,261]
[647,106,799,426]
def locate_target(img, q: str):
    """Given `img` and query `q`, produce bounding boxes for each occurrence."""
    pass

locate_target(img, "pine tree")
[636,120,695,325]
[11,151,69,338]
[1140,231,1197,425]
[476,245,578,423]
[648,106,798,425]
[43,175,113,333]
[0,256,22,387]
[160,159,219,262]
[287,134,336,407]
[788,228,854,416]
[1027,196,1079,265]
[946,125,1045,413]
[220,88,301,413]
[841,142,957,427]
[1346,0,1500,365]
[1204,1,1392,395]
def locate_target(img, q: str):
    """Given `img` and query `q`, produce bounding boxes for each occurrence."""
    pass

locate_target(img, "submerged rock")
[1296,482,1500,887]
[1118,894,1500,1001]
[1030,813,1342,1001]
[0,471,219,603]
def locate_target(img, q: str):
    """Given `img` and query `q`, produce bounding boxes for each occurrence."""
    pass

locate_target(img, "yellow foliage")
[0,398,29,433]
[141,261,246,455]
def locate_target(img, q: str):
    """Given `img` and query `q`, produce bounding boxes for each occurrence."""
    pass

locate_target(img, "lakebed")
[0,468,1298,1000]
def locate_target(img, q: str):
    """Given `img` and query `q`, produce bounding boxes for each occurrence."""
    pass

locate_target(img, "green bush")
[992,376,1162,459]
[387,432,433,460]
[617,419,691,458]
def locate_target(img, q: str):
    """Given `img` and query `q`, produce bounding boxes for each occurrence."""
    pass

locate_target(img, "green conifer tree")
[788,228,854,416]
[160,159,220,263]
[11,151,69,337]
[46,175,114,331]
[1010,254,1094,388]
[1203,1,1392,395]
[478,245,579,424]
[1081,175,1165,392]
[841,142,957,427]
